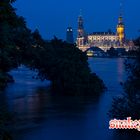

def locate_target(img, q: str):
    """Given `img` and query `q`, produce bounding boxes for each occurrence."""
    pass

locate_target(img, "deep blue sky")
[14,0,140,40]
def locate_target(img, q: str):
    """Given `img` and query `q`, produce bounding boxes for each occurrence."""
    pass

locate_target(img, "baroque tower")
[117,3,125,44]
[77,12,87,47]
[78,15,84,37]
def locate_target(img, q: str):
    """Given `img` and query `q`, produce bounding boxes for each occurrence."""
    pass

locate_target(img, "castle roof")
[89,32,116,36]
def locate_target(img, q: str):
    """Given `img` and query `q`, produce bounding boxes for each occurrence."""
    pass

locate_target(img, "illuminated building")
[116,5,125,44]
[76,4,132,52]
[66,27,74,44]
[77,15,87,46]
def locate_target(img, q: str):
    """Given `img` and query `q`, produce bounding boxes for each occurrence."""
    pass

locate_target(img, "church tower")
[78,15,85,37]
[77,12,87,47]
[117,2,125,44]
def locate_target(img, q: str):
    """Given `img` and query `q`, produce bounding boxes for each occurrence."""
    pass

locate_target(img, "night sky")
[14,0,140,40]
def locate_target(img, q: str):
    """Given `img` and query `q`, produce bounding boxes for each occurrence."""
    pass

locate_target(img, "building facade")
[76,10,131,52]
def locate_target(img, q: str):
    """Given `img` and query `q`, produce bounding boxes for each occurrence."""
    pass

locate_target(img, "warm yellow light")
[117,26,124,33]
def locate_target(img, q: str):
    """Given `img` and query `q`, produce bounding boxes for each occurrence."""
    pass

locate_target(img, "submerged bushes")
[25,36,105,95]
[0,1,105,96]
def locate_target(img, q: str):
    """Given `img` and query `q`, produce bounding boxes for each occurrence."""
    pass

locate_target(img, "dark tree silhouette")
[109,37,140,120]
[107,47,118,57]
[0,0,105,95]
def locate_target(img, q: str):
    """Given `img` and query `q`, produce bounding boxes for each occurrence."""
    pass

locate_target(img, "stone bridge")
[78,45,130,52]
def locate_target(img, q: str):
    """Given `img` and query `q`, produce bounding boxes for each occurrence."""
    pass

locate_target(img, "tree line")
[0,0,105,95]
[109,37,140,128]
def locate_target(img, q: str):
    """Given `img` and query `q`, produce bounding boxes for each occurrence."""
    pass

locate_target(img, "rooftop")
[89,32,116,36]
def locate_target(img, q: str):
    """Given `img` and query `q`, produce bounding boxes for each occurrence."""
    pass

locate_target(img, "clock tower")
[117,3,125,45]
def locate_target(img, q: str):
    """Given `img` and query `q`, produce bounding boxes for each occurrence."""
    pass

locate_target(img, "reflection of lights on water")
[117,58,125,83]
[14,98,26,114]
[13,93,47,120]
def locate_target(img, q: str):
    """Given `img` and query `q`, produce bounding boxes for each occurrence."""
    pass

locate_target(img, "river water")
[1,58,140,140]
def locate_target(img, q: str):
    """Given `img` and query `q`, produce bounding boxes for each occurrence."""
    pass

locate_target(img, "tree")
[107,47,118,57]
[0,0,31,89]
[26,36,105,95]
[0,0,106,96]
[109,37,140,120]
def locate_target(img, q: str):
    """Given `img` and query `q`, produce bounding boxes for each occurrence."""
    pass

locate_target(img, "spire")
[118,0,123,24]
[120,1,123,16]
[80,9,82,17]
[78,10,84,30]
[117,0,125,44]
[77,10,87,46]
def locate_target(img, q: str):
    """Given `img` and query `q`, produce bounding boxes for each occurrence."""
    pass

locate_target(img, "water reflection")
[117,58,126,83]
[1,58,140,140]
[7,87,101,124]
